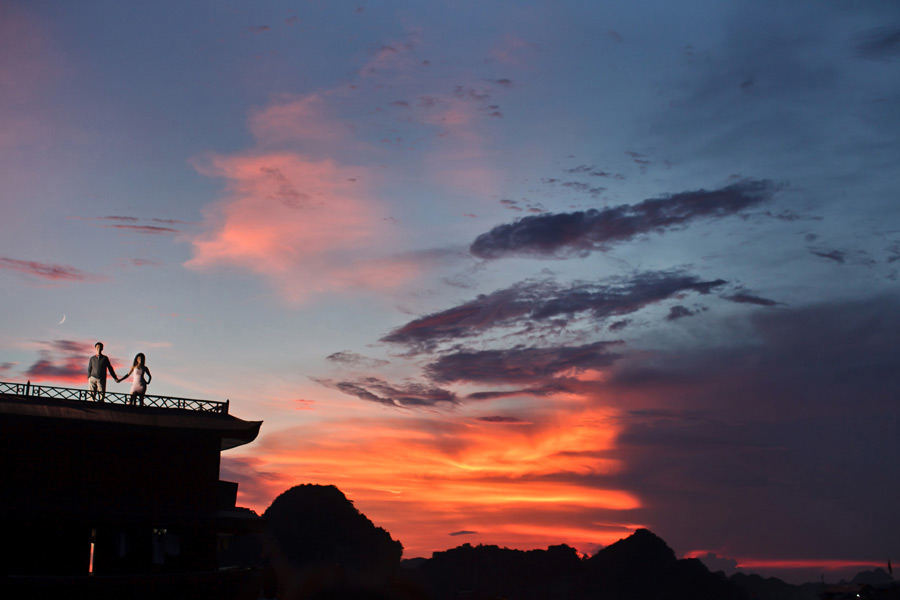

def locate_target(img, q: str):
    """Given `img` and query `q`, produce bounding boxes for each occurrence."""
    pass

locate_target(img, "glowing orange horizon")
[229,399,639,558]
[685,550,884,572]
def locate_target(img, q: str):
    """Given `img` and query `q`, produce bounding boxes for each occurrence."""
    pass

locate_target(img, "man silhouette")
[87,342,119,402]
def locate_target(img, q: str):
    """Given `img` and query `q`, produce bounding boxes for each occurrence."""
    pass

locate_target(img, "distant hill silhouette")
[581,528,746,600]
[402,529,747,600]
[404,542,584,600]
[231,483,893,600]
[261,484,411,599]
[727,572,824,600]
[851,568,894,585]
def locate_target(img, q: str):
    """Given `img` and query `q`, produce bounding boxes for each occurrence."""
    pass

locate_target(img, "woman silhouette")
[119,353,152,406]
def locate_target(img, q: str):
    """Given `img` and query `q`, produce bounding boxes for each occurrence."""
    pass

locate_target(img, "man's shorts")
[88,376,106,400]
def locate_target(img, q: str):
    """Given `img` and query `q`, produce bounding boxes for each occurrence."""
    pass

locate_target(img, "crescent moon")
[58,314,66,325]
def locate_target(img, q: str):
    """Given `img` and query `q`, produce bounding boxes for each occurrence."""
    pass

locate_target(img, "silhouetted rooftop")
[0,381,261,450]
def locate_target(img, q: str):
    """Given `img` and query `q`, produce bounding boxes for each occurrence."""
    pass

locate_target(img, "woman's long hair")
[133,353,145,368]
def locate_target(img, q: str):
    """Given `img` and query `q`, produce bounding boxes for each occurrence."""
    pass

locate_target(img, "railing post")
[26,380,30,397]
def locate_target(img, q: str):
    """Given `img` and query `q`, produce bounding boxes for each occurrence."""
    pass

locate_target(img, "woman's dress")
[130,366,147,395]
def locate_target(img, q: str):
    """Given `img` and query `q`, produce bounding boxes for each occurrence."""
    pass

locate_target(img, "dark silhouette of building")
[0,380,263,599]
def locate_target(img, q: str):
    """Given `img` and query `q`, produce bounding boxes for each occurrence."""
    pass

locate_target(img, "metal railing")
[0,380,229,414]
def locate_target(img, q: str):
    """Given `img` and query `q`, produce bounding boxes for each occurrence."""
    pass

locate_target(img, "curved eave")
[0,394,262,450]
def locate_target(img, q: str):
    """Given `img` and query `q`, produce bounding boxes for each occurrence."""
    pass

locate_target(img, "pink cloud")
[188,82,506,300]
[21,339,105,384]
[187,151,421,301]
[413,97,503,197]
[24,358,85,384]
[247,94,349,148]
[0,361,18,378]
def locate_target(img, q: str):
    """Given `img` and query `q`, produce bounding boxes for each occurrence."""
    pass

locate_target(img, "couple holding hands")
[87,342,152,405]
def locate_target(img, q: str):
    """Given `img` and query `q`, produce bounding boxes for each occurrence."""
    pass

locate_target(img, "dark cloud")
[425,341,622,384]
[625,151,650,171]
[476,416,531,425]
[888,242,900,263]
[382,271,726,352]
[764,209,818,222]
[666,305,695,320]
[470,179,778,260]
[608,319,631,331]
[45,340,91,355]
[601,296,900,565]
[450,530,478,536]
[99,215,139,223]
[23,339,99,383]
[326,350,390,369]
[499,198,545,213]
[326,342,619,409]
[151,218,192,225]
[103,224,178,234]
[80,216,191,232]
[563,165,625,180]
[0,257,103,283]
[465,384,568,400]
[559,180,605,197]
[809,247,845,263]
[453,86,490,102]
[24,359,84,382]
[722,292,780,307]
[808,246,876,267]
[541,177,606,197]
[320,376,458,408]
[0,362,17,377]
[854,27,900,61]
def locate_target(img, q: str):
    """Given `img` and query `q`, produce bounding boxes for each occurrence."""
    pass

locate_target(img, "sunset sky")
[2,0,899,585]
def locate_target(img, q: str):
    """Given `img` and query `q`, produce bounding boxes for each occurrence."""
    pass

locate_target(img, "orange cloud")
[227,401,640,557]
